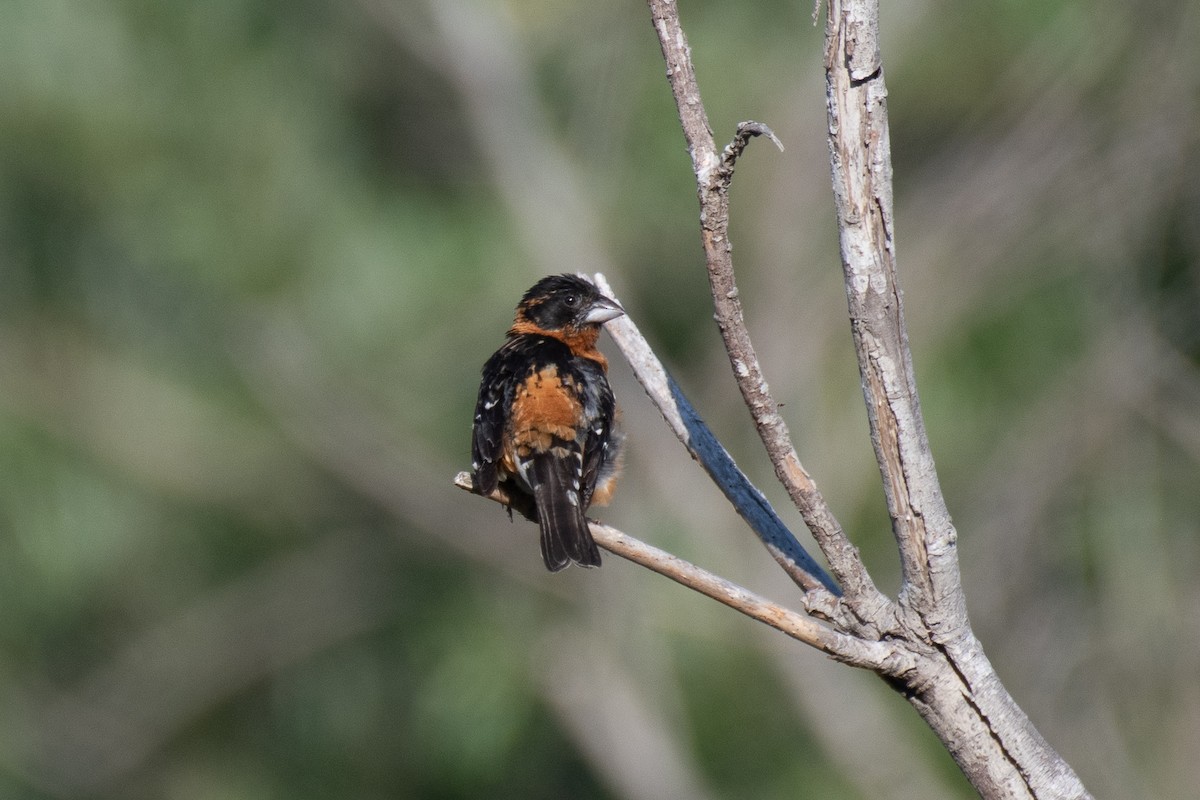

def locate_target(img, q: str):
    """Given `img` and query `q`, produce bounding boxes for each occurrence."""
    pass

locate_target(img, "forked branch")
[639,0,1093,796]
[647,0,885,615]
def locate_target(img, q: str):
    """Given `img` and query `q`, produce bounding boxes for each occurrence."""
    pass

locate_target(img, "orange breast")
[507,365,582,460]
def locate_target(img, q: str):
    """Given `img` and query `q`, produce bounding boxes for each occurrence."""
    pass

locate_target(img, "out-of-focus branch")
[366,0,613,279]
[13,533,396,797]
[453,472,896,669]
[540,630,721,800]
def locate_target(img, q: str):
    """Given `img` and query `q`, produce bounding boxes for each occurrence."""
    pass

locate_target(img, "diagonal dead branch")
[452,472,893,668]
[590,273,841,601]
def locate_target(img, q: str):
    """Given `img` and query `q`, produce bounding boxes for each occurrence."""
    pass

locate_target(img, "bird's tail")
[530,456,602,571]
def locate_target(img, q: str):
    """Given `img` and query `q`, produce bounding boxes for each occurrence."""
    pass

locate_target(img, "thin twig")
[719,120,784,176]
[646,0,887,617]
[453,473,892,668]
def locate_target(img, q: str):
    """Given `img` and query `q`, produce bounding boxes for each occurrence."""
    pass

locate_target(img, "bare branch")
[453,472,894,669]
[822,2,1093,797]
[823,0,953,613]
[591,273,840,599]
[646,0,887,617]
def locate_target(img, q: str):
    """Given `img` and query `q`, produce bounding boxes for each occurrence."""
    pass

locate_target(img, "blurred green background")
[1,0,1198,798]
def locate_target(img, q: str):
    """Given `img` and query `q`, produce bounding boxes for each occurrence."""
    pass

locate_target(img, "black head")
[515,274,623,332]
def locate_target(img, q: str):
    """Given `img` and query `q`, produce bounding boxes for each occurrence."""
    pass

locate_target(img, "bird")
[471,274,624,571]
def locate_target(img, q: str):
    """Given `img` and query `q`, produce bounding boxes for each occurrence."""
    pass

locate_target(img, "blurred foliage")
[1,0,1198,798]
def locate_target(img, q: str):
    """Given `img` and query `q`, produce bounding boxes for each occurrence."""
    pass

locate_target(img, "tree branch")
[591,273,841,600]
[646,0,888,619]
[638,0,1093,796]
[452,472,894,670]
[822,1,1093,796]
[823,0,952,615]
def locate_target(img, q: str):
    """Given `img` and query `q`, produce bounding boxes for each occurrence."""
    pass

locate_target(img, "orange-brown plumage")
[504,366,582,466]
[508,319,609,371]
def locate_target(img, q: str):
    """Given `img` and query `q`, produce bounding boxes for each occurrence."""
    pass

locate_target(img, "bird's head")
[512,274,624,334]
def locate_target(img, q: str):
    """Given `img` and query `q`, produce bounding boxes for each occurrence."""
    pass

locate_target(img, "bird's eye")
[563,294,579,307]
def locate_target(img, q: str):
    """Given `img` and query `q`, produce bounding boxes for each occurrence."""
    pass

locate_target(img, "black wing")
[471,335,579,493]
[573,357,618,508]
[471,342,519,495]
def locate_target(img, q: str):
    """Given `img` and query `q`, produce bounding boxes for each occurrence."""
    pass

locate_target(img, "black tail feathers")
[530,457,601,571]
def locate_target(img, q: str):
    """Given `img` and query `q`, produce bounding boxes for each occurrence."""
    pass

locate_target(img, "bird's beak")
[584,295,625,324]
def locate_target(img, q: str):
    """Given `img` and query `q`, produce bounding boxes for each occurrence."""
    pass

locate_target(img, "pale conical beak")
[583,296,625,324]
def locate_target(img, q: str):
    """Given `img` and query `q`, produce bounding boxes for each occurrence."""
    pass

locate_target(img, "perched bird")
[471,274,624,571]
